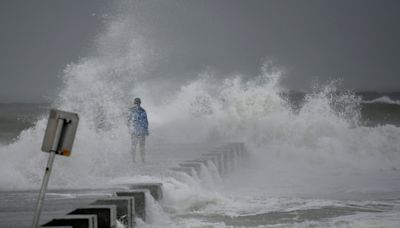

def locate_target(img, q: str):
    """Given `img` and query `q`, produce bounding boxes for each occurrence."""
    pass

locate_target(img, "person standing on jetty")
[128,97,149,163]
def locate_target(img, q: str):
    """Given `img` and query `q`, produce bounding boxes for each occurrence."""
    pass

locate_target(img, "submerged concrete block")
[170,167,196,177]
[91,197,134,228]
[115,190,149,221]
[41,215,97,228]
[68,205,116,228]
[186,159,209,166]
[201,143,246,177]
[129,183,163,201]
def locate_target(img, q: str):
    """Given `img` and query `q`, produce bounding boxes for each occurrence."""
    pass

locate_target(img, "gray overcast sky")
[1,0,400,102]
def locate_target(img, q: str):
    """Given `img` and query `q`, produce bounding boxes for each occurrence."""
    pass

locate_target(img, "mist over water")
[1,1,400,226]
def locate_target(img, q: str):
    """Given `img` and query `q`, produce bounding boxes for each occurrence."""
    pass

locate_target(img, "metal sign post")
[31,118,64,228]
[31,109,79,228]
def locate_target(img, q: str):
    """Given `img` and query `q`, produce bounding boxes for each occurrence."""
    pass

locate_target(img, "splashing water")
[0,1,399,192]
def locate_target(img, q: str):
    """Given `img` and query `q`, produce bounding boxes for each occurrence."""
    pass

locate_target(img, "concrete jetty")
[0,143,247,228]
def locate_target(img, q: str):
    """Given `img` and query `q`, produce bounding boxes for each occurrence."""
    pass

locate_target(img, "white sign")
[41,109,79,156]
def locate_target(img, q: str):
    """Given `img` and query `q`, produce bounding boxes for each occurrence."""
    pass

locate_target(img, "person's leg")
[139,136,146,163]
[131,135,139,163]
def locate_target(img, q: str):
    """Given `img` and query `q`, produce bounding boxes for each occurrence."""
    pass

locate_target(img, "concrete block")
[41,215,97,228]
[91,197,134,228]
[129,183,163,201]
[68,205,116,228]
[115,190,148,221]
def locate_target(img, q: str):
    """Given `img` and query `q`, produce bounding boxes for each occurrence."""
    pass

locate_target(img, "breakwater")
[35,142,247,228]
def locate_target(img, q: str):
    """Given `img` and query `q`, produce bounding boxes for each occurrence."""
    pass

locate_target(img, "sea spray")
[1,59,400,193]
[222,79,400,196]
[0,0,399,202]
[162,175,227,214]
[143,191,170,225]
[207,160,223,185]
[198,163,219,189]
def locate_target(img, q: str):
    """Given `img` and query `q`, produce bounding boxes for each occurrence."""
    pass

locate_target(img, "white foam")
[363,96,400,105]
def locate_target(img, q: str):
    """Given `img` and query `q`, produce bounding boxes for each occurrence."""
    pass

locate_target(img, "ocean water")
[1,1,400,227]
[1,88,400,227]
[0,103,47,145]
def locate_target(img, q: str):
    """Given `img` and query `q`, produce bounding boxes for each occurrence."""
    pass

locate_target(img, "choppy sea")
[1,91,400,227]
